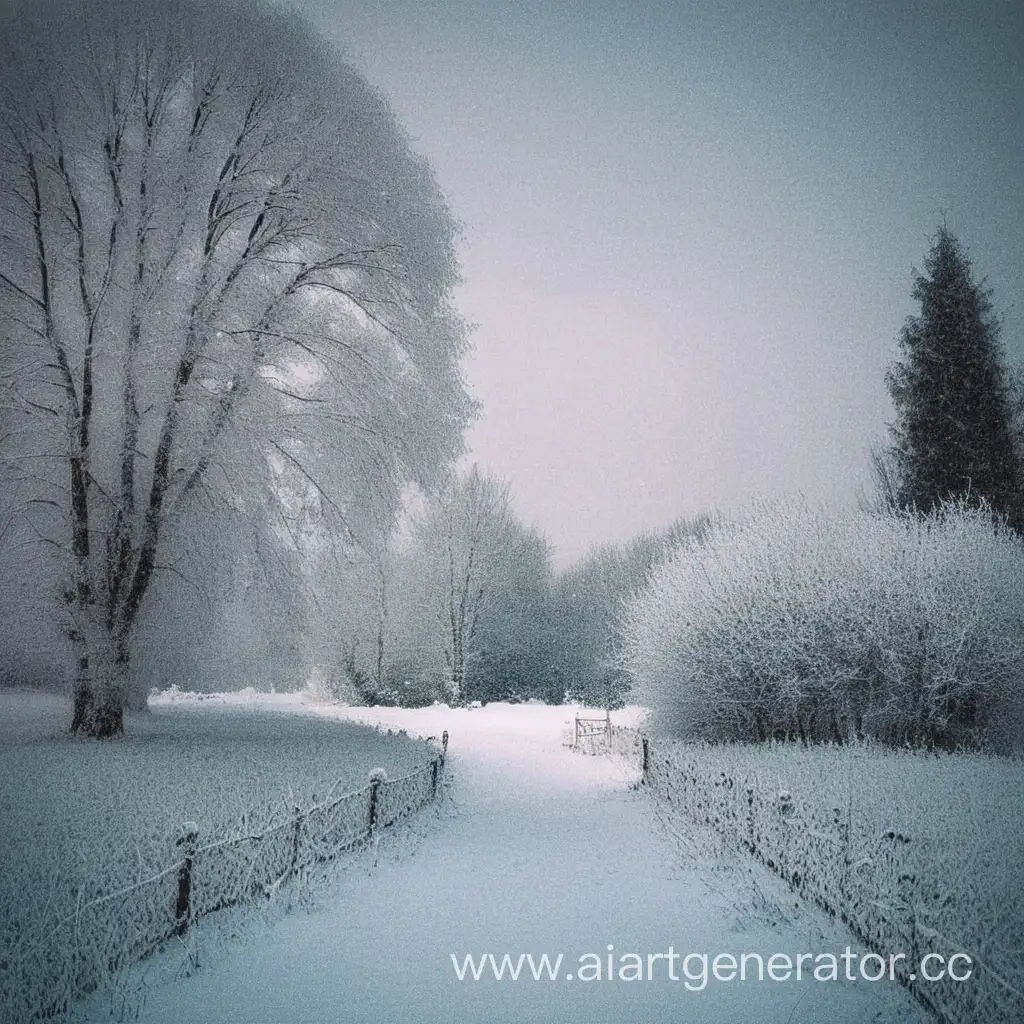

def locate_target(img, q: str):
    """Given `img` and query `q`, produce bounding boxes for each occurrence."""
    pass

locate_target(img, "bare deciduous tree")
[0,0,472,735]
[434,467,514,703]
[382,467,553,705]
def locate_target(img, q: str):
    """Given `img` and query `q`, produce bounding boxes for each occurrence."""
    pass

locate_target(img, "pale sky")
[297,0,1024,567]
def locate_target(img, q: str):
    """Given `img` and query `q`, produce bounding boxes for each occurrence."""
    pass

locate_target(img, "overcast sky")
[297,0,1024,567]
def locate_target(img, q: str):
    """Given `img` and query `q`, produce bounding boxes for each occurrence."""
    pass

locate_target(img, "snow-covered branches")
[0,0,473,733]
[552,516,713,709]
[370,467,557,706]
[620,498,1024,749]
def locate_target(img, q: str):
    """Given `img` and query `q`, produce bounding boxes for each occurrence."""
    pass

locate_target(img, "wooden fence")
[3,731,449,1024]
[581,728,1021,1024]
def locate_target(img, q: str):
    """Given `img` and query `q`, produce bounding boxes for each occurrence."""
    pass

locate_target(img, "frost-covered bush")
[620,498,1024,749]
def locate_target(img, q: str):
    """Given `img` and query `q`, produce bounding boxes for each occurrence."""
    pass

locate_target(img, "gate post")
[174,822,198,936]
[367,768,387,834]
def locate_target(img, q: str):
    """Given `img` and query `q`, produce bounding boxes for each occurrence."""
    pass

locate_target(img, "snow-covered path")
[109,704,925,1024]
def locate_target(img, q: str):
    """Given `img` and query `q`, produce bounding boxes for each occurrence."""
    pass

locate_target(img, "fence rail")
[583,726,1021,1024]
[2,731,449,1024]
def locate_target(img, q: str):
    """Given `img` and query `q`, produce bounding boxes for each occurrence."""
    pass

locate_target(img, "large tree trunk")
[72,680,124,738]
[69,621,130,738]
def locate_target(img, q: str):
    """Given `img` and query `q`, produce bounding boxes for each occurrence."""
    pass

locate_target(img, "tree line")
[297,465,710,711]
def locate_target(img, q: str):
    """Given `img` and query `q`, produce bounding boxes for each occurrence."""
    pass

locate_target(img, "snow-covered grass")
[637,735,1024,1024]
[0,687,438,1023]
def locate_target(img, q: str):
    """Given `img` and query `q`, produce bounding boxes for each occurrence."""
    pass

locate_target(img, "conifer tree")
[886,228,1022,529]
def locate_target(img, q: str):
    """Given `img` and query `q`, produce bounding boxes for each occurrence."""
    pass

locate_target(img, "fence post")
[174,822,198,936]
[431,757,440,798]
[739,784,754,857]
[367,768,386,834]
[833,804,851,901]
[641,737,649,783]
[899,835,918,981]
[291,805,303,874]
[574,714,581,748]
[441,729,448,765]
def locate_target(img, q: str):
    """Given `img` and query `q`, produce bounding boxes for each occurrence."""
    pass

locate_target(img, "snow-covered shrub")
[620,498,1024,749]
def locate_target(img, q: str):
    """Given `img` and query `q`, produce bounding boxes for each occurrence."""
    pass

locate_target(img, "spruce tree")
[886,227,1022,530]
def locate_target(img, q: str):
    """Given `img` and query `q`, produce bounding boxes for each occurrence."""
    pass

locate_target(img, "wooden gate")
[573,710,611,748]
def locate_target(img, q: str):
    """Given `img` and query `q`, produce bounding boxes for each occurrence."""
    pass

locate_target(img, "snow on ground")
[78,699,927,1024]
[0,686,432,1018]
[0,688,431,883]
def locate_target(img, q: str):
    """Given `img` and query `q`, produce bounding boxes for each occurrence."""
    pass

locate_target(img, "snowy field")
[69,697,927,1024]
[0,687,432,892]
[0,687,436,1022]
